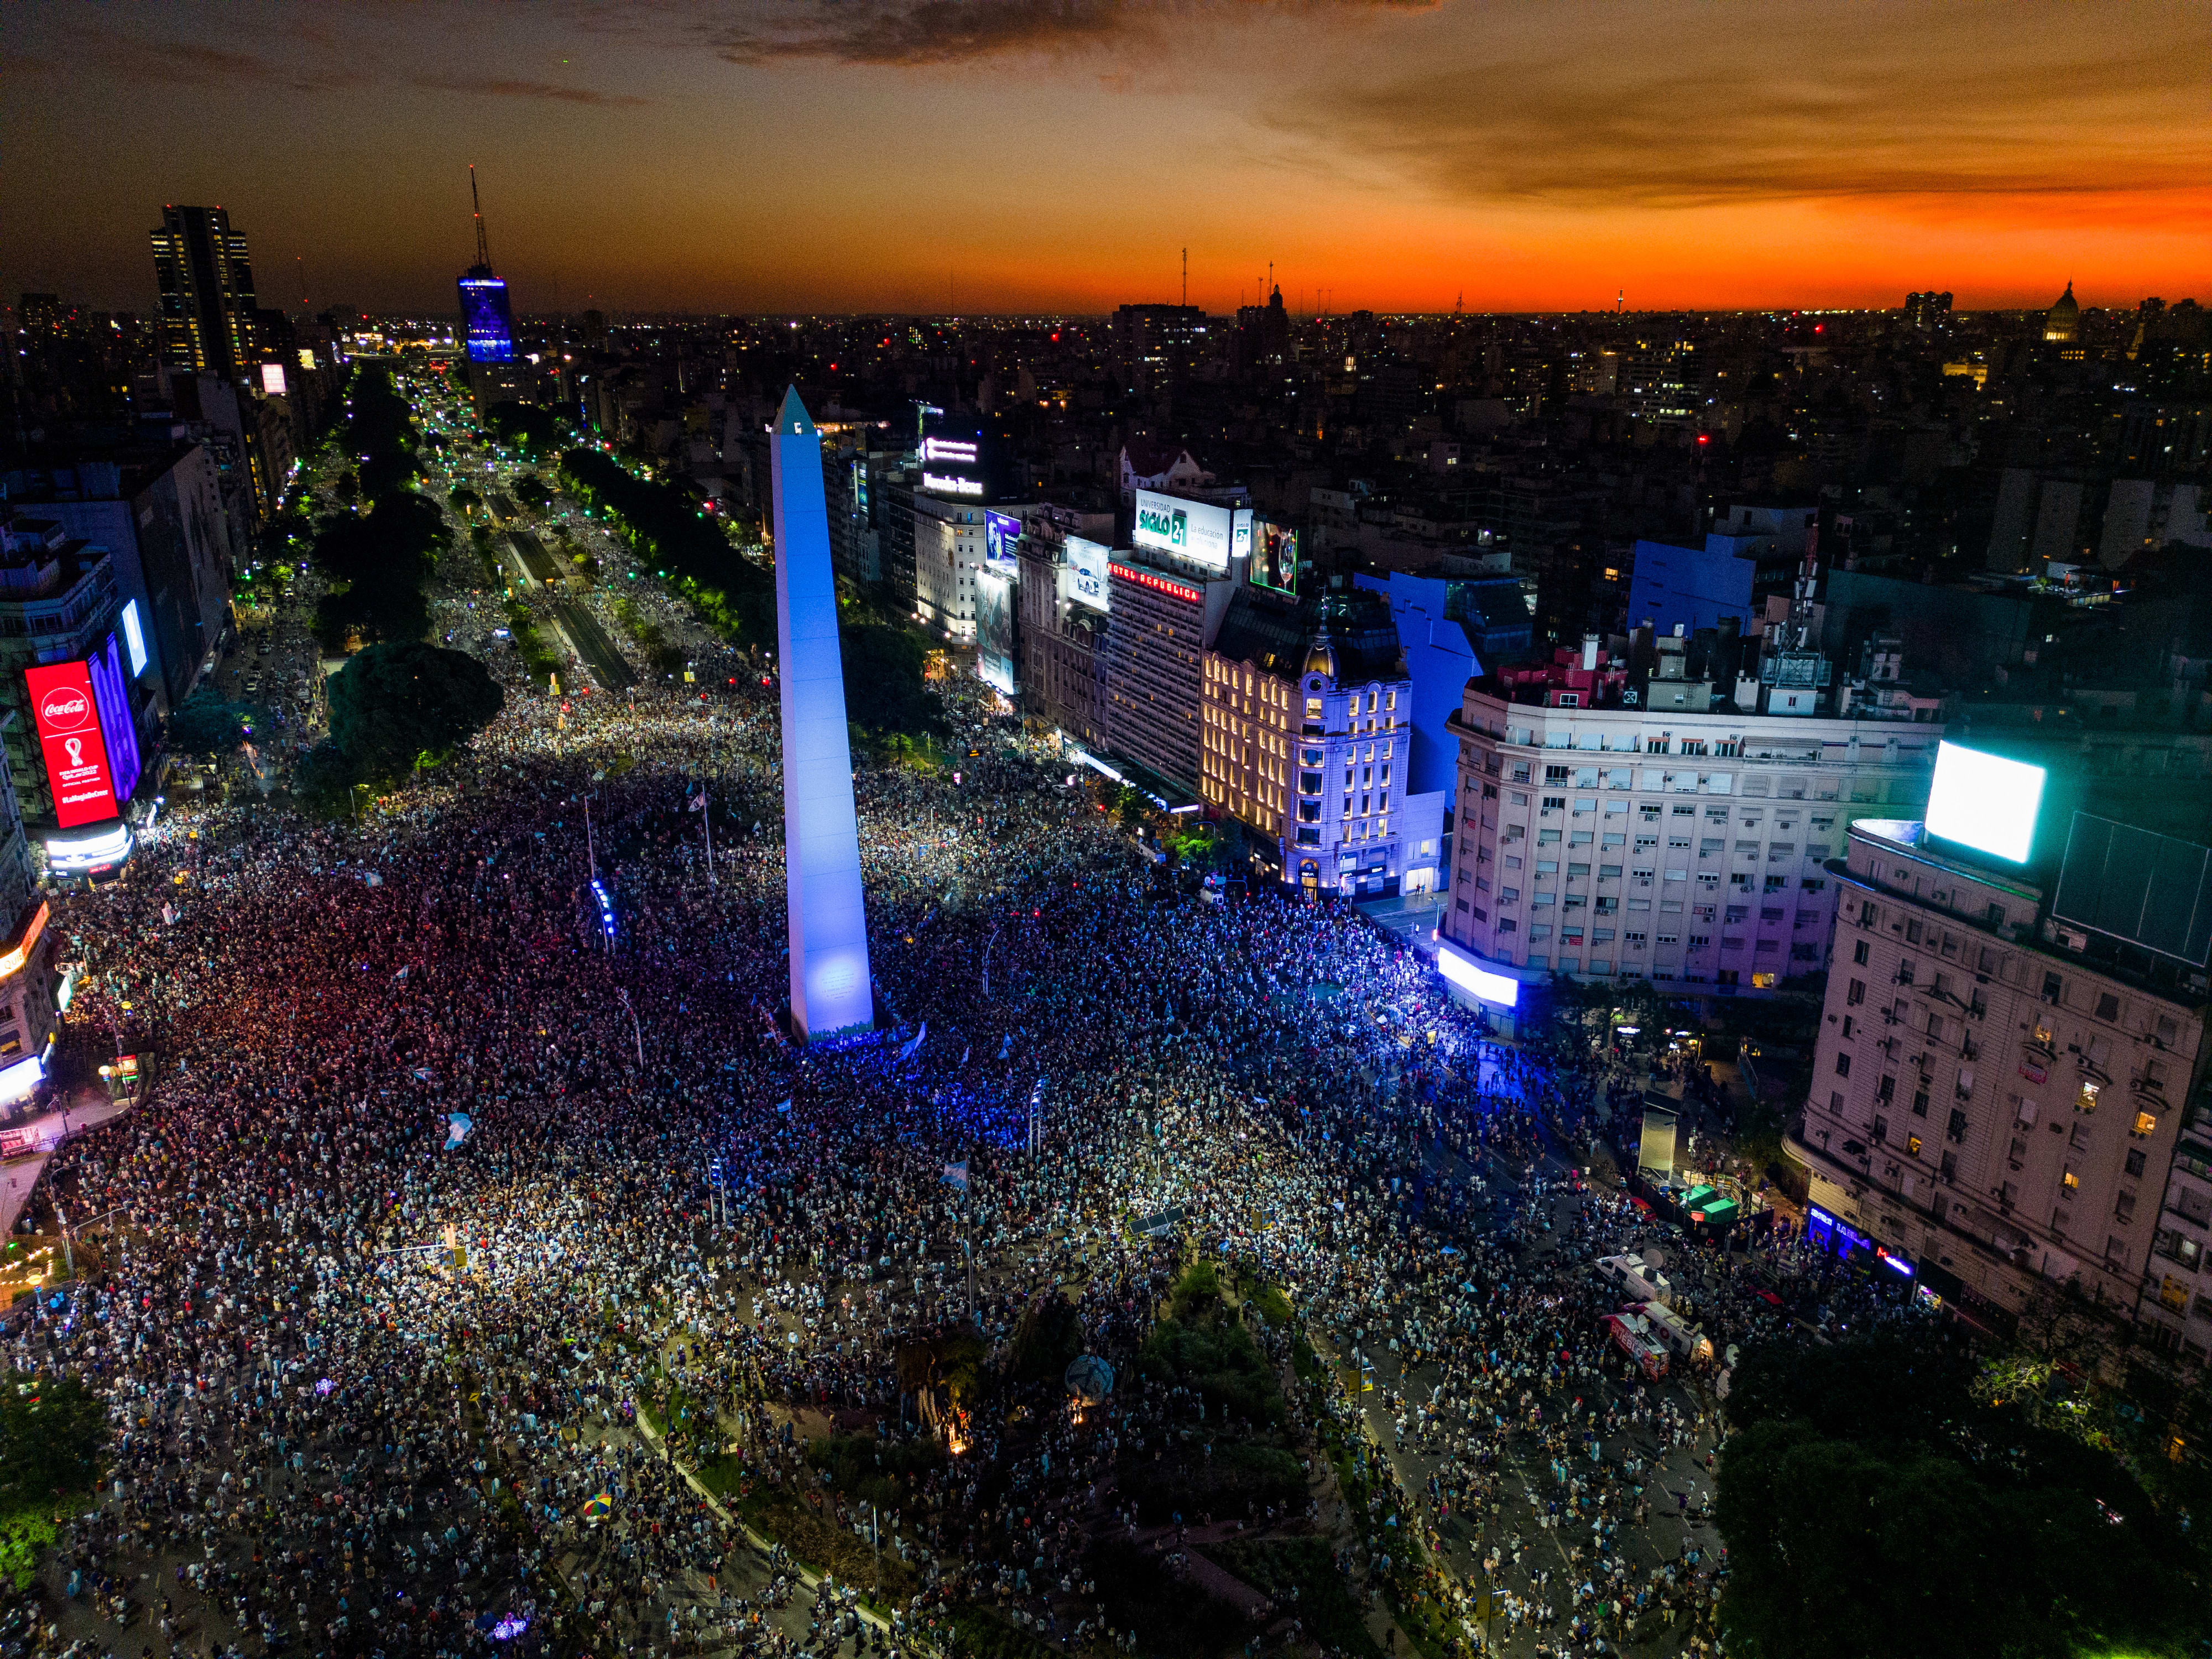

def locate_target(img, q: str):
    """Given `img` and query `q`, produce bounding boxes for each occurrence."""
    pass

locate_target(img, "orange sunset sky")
[5,0,2207,317]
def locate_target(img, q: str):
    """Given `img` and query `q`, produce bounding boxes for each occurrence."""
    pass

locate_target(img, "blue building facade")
[1623,537,1756,638]
[1353,571,1484,815]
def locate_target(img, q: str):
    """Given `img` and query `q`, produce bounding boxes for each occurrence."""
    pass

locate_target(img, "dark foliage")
[485,400,567,461]
[327,642,504,779]
[1716,1333,2204,1659]
[165,692,262,756]
[0,1373,106,1507]
[1090,1538,1255,1659]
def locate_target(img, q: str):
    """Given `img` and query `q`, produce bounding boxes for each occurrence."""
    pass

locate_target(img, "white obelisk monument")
[772,387,875,1040]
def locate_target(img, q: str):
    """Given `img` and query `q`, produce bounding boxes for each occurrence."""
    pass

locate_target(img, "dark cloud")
[1279,34,2208,210]
[713,0,1438,68]
[413,77,649,106]
[74,30,644,105]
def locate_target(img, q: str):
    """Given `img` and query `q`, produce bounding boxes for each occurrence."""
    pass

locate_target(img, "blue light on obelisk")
[772,387,875,1041]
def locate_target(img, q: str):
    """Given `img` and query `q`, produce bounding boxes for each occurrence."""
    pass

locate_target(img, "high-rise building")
[1903,291,1953,332]
[149,205,258,380]
[457,166,517,367]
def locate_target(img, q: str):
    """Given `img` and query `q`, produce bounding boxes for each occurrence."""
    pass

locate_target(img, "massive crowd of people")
[0,457,1931,1659]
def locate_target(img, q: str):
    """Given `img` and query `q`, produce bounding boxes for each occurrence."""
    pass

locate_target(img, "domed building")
[2043,280,2080,343]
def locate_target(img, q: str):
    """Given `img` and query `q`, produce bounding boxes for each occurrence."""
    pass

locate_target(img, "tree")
[449,484,482,515]
[513,473,551,511]
[290,740,364,814]
[839,622,945,738]
[312,573,430,652]
[1717,1333,2203,1659]
[327,642,504,779]
[485,400,566,460]
[165,692,262,757]
[0,1372,106,1509]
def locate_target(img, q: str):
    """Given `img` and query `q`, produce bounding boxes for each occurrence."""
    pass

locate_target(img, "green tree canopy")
[485,400,567,460]
[512,473,551,510]
[1717,1333,2203,1659]
[839,622,946,739]
[311,492,446,589]
[165,692,263,757]
[312,573,430,652]
[0,1372,106,1508]
[327,641,504,778]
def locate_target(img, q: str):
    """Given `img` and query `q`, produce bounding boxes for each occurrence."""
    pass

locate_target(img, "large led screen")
[1924,740,2045,864]
[1065,536,1109,613]
[975,569,1016,696]
[25,661,118,828]
[1131,488,1232,571]
[1251,520,1300,594]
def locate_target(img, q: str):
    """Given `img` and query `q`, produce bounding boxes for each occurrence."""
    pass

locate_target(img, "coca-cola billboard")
[24,661,116,828]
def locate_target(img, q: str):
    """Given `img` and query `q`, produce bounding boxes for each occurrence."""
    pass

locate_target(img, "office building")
[14,447,234,714]
[457,166,516,367]
[1203,585,1446,897]
[1098,550,1240,795]
[912,493,988,643]
[0,518,132,822]
[1440,641,1942,992]
[1112,304,1207,390]
[1903,291,1954,332]
[1791,755,2212,1355]
[150,205,258,381]
[1014,507,1114,752]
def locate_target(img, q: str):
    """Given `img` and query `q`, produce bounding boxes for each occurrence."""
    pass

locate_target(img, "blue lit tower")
[456,164,515,364]
[773,387,876,1040]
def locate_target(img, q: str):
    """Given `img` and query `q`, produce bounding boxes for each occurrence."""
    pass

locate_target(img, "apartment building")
[1794,803,2212,1356]
[1442,682,1940,990]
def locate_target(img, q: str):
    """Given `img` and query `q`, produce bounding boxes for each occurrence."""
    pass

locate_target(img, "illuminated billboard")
[1924,740,2046,864]
[25,661,117,828]
[984,510,1022,574]
[1251,520,1300,594]
[119,600,148,677]
[1437,938,1519,1008]
[975,568,1016,697]
[1132,488,1233,572]
[89,634,140,805]
[259,362,288,397]
[1066,536,1109,613]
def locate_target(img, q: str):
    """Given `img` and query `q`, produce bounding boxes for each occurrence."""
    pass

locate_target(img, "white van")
[1595,1254,1670,1306]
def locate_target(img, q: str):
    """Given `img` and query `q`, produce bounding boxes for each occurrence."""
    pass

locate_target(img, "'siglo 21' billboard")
[25,661,117,828]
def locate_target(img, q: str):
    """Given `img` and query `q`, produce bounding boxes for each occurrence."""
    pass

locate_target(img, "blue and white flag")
[444,1113,473,1150]
[899,1021,928,1063]
[942,1161,968,1192]
[998,1033,1013,1060]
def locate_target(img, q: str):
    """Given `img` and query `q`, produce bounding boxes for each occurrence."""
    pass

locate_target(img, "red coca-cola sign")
[24,661,116,828]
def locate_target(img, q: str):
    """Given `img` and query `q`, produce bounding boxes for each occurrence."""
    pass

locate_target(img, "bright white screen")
[1925,740,2045,863]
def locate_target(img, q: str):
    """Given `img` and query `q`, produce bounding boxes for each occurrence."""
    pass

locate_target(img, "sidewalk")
[0,1087,139,1238]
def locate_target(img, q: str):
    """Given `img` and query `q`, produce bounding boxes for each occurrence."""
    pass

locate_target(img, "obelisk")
[771,387,875,1040]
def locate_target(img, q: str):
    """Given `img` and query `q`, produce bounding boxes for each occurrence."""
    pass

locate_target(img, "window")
[2095,991,2121,1022]
[1853,939,1869,966]
[1946,1108,1969,1143]
[1912,1086,1931,1118]
[2062,1167,2079,1193]
[1906,1134,1922,1156]
[2042,971,2063,1004]
[2077,1081,2100,1115]
[2126,1147,2147,1178]
[2116,1192,2136,1224]
[1871,1115,1887,1144]
[2133,1110,2157,1137]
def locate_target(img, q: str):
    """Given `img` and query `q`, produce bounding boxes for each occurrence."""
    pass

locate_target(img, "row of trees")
[294,641,505,810]
[311,367,443,652]
[556,442,941,739]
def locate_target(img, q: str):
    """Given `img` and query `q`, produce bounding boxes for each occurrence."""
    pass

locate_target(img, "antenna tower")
[469,164,492,268]
[1181,247,1187,308]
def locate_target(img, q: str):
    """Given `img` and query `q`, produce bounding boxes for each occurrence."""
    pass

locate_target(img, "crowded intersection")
[0,485,1931,1659]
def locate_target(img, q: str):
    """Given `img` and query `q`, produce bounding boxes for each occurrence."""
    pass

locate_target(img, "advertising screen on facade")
[1251,520,1300,594]
[89,634,140,805]
[1925,740,2046,864]
[1066,536,1110,613]
[1132,488,1233,571]
[984,510,1022,574]
[119,600,149,677]
[1437,938,1519,1008]
[25,661,117,828]
[975,568,1016,696]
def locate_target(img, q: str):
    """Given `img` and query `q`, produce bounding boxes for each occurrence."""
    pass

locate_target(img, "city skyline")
[5,0,2207,319]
